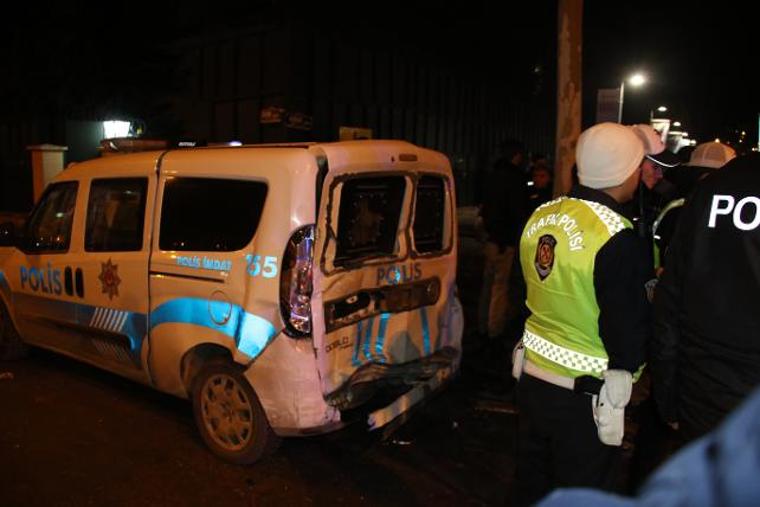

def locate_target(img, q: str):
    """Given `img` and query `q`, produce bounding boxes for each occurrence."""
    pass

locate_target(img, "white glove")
[511,342,525,380]
[592,369,633,446]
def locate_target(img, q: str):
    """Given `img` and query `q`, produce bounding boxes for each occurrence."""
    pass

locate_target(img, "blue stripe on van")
[420,307,431,356]
[373,313,390,363]
[352,320,364,367]
[3,290,146,366]
[363,316,374,362]
[0,270,10,302]
[149,297,276,360]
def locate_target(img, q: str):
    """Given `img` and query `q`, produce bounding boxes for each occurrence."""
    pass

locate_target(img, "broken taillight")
[280,225,315,337]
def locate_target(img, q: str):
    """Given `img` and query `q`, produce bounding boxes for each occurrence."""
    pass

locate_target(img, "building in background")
[1,7,556,212]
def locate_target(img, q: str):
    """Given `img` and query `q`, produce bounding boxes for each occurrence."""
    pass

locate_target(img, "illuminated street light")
[657,106,668,112]
[618,72,647,123]
[673,121,682,127]
[628,73,647,87]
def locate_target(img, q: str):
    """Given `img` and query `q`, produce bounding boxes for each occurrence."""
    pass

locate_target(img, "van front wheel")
[191,360,278,464]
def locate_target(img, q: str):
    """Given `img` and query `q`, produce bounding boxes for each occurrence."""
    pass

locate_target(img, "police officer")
[651,141,736,272]
[512,123,651,505]
[625,124,681,490]
[652,153,760,443]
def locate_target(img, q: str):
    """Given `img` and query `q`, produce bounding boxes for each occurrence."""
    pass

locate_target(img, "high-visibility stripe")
[89,308,101,327]
[105,310,120,331]
[523,329,608,374]
[420,307,431,356]
[577,198,628,237]
[115,311,128,332]
[374,313,390,363]
[95,308,109,328]
[363,317,374,362]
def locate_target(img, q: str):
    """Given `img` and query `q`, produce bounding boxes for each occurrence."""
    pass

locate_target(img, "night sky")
[1,1,757,148]
[584,1,758,147]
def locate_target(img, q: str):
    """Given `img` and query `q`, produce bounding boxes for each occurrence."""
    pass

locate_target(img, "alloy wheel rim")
[200,373,254,452]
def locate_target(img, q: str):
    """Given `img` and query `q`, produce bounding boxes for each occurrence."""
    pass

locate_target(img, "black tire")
[0,300,28,360]
[191,359,280,464]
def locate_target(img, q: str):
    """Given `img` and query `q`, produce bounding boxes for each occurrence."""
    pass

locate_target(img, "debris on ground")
[473,399,518,415]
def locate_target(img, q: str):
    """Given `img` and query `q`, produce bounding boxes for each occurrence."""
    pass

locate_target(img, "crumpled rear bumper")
[366,357,456,430]
[326,346,459,412]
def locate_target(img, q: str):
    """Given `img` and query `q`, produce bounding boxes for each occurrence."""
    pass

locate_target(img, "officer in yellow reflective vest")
[512,123,651,506]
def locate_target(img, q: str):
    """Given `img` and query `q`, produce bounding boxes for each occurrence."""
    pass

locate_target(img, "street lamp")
[673,121,682,127]
[619,72,647,123]
[650,105,668,121]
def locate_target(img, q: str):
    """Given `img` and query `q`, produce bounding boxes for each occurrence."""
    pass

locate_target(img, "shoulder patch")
[534,234,557,281]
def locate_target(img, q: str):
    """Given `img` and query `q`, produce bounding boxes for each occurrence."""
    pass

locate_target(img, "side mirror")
[0,222,17,247]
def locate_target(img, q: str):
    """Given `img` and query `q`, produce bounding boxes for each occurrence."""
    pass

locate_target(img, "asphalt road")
[0,348,515,507]
[1,232,520,506]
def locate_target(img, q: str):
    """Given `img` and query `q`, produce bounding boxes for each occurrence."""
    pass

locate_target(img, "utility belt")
[512,338,633,447]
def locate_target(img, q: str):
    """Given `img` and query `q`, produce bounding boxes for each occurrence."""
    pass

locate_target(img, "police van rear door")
[308,141,460,407]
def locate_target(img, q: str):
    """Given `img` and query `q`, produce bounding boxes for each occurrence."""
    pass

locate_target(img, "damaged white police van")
[0,140,463,463]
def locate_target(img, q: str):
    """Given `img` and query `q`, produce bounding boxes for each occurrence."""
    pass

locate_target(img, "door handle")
[75,268,84,298]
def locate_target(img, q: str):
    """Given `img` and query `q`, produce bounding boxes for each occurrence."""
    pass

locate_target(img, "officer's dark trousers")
[513,374,621,506]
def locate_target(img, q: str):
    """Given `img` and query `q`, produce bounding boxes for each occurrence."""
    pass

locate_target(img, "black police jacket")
[652,154,760,439]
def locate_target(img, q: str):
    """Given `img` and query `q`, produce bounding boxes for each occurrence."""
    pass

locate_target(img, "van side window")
[413,176,447,254]
[23,181,78,253]
[335,176,405,266]
[85,178,148,252]
[159,178,267,252]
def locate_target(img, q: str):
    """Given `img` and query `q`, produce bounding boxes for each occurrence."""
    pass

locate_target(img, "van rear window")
[335,176,405,266]
[413,176,447,254]
[159,178,267,252]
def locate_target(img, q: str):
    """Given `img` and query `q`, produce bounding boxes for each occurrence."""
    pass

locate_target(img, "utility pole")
[554,0,583,197]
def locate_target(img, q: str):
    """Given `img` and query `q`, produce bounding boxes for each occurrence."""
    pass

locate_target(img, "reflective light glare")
[229,141,243,146]
[657,106,668,112]
[683,132,689,137]
[673,121,682,127]
[103,120,131,139]
[628,73,647,87]
[715,138,721,142]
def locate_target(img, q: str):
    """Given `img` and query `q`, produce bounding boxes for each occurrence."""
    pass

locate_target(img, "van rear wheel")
[191,360,279,464]
[0,301,28,360]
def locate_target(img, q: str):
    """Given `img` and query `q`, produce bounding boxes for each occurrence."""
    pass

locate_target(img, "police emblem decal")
[534,234,557,281]
[98,258,121,300]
